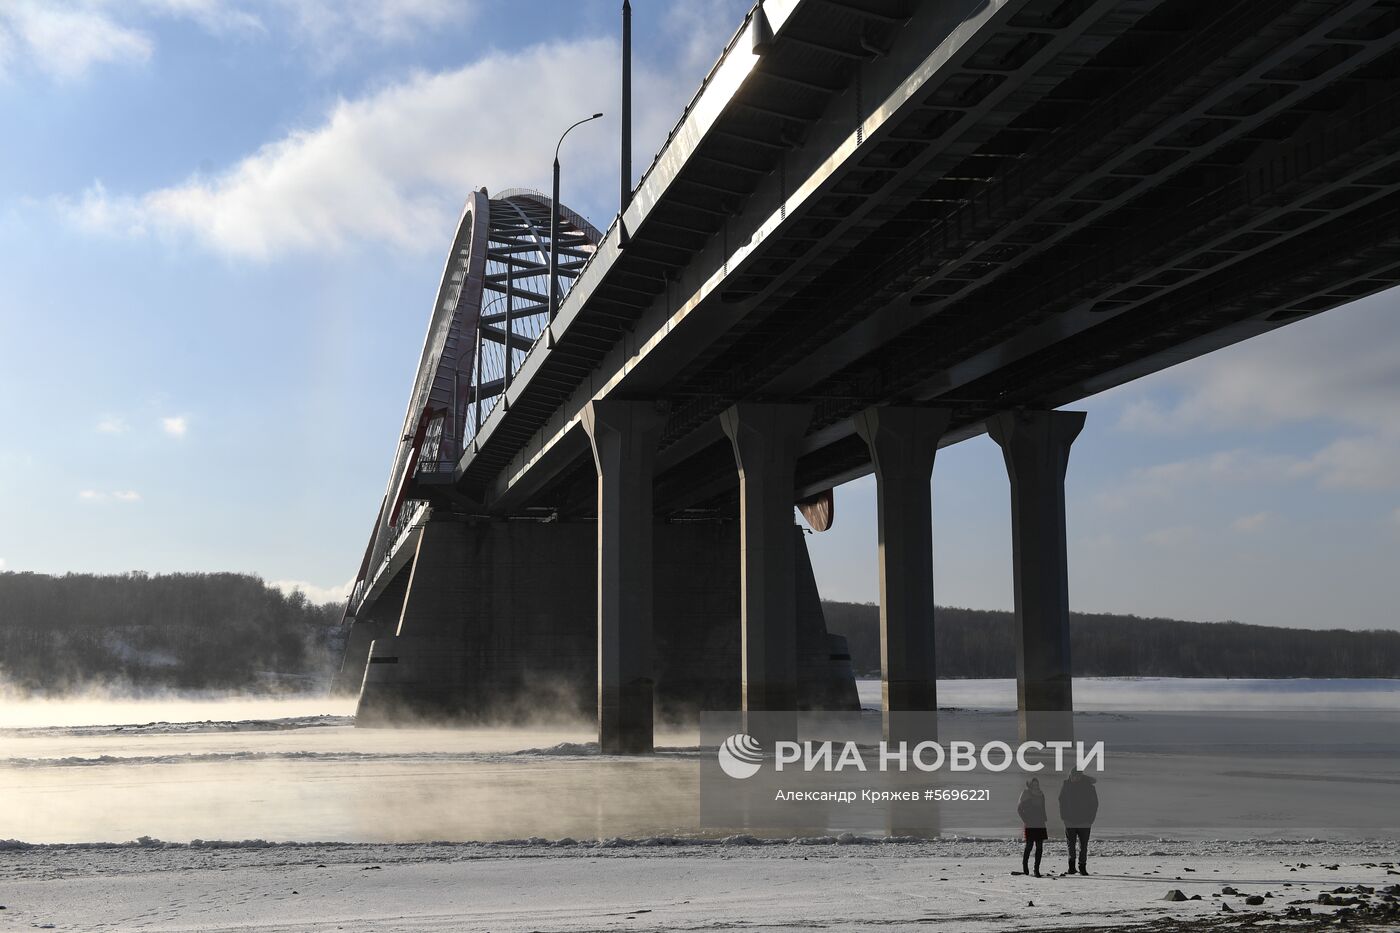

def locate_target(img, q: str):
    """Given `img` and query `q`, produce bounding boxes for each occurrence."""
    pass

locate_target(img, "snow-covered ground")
[1,839,1397,931]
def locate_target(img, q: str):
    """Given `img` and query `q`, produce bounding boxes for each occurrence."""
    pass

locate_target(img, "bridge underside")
[339,0,1400,753]
[466,0,1400,517]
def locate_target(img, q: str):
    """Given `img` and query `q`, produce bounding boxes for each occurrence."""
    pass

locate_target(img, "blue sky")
[0,1,1396,630]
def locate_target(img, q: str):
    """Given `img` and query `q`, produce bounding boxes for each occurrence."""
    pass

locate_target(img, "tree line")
[0,571,344,694]
[822,601,1400,678]
[2,571,1395,694]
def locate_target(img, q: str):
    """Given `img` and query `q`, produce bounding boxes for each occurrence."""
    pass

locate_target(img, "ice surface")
[1,678,1397,929]
[856,676,1400,711]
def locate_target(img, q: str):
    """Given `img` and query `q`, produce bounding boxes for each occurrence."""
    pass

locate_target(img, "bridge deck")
[439,0,1400,518]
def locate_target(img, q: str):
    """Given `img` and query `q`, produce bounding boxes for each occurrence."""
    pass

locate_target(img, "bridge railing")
[414,458,456,476]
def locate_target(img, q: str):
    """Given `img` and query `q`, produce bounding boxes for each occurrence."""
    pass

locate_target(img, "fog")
[0,690,356,731]
[0,718,704,845]
[2,678,1397,845]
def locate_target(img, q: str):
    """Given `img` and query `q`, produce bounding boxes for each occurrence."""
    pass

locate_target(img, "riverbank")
[2,839,1397,931]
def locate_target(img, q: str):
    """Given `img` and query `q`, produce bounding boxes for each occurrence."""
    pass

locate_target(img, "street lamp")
[549,112,604,323]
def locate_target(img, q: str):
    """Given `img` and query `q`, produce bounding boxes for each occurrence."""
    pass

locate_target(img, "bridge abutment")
[988,409,1086,744]
[854,406,951,746]
[356,518,596,724]
[348,511,856,731]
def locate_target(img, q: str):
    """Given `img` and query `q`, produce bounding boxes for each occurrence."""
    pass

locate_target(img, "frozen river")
[2,678,1397,845]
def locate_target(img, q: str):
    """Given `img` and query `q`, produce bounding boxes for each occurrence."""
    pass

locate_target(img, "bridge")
[336,0,1400,752]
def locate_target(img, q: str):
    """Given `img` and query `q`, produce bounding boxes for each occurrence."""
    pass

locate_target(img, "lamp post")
[549,112,604,323]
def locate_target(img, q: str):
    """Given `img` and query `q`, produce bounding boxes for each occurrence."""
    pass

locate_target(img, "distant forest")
[1,572,1397,695]
[823,601,1400,679]
[0,572,344,694]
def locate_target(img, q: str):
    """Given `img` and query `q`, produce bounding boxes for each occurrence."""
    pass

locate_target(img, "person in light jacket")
[1016,777,1048,876]
[1058,769,1099,875]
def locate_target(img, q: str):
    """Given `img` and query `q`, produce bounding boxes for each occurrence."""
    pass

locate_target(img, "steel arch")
[349,189,602,615]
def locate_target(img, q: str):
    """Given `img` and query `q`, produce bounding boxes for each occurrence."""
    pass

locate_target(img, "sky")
[0,0,1396,631]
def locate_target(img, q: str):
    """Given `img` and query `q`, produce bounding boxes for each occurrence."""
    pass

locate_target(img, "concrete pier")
[853,406,951,745]
[350,514,857,728]
[355,518,594,724]
[582,400,667,754]
[720,403,812,733]
[988,409,1086,743]
[331,569,409,696]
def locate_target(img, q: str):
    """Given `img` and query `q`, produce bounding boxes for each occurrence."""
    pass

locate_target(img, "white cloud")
[1145,525,1196,548]
[161,415,188,437]
[1114,292,1400,440]
[1231,511,1273,533]
[1293,435,1400,491]
[1098,448,1303,510]
[659,1,750,76]
[1,1,475,82]
[60,31,703,258]
[0,1,152,80]
[65,40,613,257]
[124,0,263,37]
[67,181,147,237]
[271,577,352,605]
[97,415,129,434]
[78,488,141,502]
[1099,433,1400,512]
[0,558,7,570]
[0,21,13,73]
[269,0,461,64]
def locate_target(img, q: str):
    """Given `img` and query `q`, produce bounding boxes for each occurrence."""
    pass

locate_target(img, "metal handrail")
[414,459,456,475]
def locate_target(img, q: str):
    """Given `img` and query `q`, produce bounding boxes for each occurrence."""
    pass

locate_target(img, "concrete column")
[583,399,667,754]
[987,409,1086,743]
[720,403,812,733]
[853,406,951,745]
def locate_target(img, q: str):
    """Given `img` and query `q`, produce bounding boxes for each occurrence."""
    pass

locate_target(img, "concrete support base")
[583,400,667,754]
[988,409,1086,744]
[355,518,595,725]
[348,515,857,727]
[854,406,951,745]
[329,568,411,696]
[721,403,812,738]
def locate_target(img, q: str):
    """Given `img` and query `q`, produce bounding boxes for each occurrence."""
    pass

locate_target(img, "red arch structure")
[346,190,603,620]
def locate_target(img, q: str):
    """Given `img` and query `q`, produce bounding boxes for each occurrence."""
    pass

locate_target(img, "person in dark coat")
[1016,777,1048,876]
[1058,769,1099,875]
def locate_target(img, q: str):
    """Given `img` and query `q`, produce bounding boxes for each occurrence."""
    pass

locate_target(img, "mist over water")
[2,678,1397,845]
[0,690,358,731]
